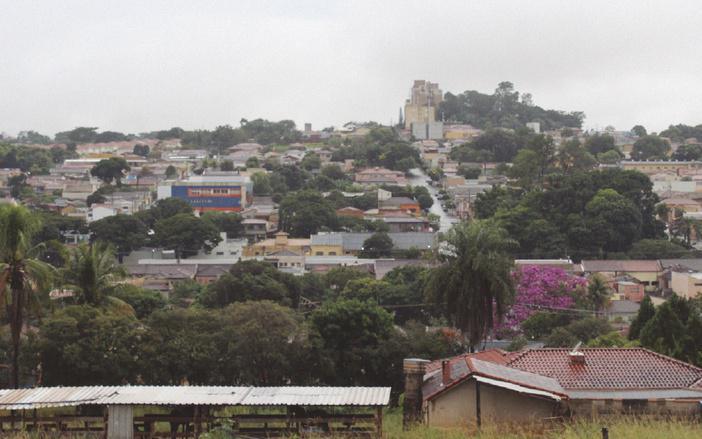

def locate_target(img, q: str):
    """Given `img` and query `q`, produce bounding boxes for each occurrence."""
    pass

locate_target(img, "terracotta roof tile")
[507,348,702,390]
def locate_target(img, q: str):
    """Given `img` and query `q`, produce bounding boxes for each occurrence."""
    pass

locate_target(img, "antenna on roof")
[571,341,582,353]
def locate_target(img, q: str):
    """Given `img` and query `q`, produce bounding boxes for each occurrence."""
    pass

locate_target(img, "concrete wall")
[568,399,701,417]
[426,379,558,428]
[671,271,702,299]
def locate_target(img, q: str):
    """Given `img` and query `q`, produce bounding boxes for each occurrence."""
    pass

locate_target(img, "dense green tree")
[278,190,337,237]
[631,125,648,137]
[557,139,596,174]
[672,143,702,161]
[310,298,394,385]
[324,266,372,292]
[321,164,347,181]
[251,172,273,196]
[245,156,260,168]
[0,205,54,387]
[132,144,150,157]
[219,159,234,171]
[640,302,686,357]
[90,157,131,186]
[199,260,300,308]
[165,165,178,179]
[425,221,515,347]
[154,214,221,259]
[111,284,166,319]
[89,215,149,255]
[219,301,309,385]
[627,239,690,259]
[201,211,243,239]
[521,312,573,340]
[36,305,145,385]
[136,198,193,228]
[16,130,51,145]
[584,133,616,155]
[631,135,671,160]
[628,295,655,340]
[301,152,321,170]
[439,83,583,131]
[144,308,224,384]
[359,232,394,258]
[585,188,642,253]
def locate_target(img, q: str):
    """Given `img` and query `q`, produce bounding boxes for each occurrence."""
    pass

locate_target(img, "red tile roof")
[507,348,702,390]
[422,351,565,401]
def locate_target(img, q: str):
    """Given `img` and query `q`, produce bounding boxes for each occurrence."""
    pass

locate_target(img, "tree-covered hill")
[439,81,584,131]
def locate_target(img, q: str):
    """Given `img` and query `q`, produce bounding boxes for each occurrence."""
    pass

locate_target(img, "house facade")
[404,348,702,429]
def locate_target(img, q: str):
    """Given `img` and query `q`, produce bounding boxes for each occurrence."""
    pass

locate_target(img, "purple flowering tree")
[495,265,587,337]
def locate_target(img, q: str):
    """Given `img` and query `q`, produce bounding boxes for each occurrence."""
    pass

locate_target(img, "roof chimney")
[441,360,451,386]
[403,358,429,430]
[275,231,289,246]
[569,342,585,365]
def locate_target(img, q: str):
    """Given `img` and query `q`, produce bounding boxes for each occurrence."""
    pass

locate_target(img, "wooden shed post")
[107,405,134,439]
[375,406,383,438]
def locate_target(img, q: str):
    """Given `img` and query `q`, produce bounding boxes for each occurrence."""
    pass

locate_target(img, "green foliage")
[587,331,638,348]
[89,214,149,254]
[584,133,616,155]
[136,198,193,229]
[660,123,702,143]
[627,239,690,259]
[111,285,166,318]
[631,135,671,160]
[201,211,243,239]
[426,220,515,346]
[488,169,663,259]
[544,317,612,347]
[199,260,300,308]
[90,157,131,186]
[165,165,178,178]
[61,243,126,308]
[521,312,572,340]
[628,295,655,340]
[132,143,150,157]
[359,232,394,258]
[278,190,338,237]
[631,125,648,137]
[35,305,145,385]
[672,143,702,161]
[154,213,221,258]
[0,144,54,174]
[301,152,321,170]
[0,204,54,387]
[324,266,372,292]
[439,82,583,131]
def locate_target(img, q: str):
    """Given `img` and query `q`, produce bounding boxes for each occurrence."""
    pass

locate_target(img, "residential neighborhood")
[2,1,702,437]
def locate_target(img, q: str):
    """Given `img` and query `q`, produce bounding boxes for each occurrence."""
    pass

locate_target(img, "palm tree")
[425,220,516,348]
[62,243,128,309]
[587,274,611,314]
[0,205,54,388]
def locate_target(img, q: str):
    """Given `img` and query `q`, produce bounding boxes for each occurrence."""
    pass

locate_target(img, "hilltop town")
[2,80,702,435]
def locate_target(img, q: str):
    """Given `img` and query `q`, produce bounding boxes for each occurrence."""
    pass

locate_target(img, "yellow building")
[620,160,702,175]
[242,232,310,257]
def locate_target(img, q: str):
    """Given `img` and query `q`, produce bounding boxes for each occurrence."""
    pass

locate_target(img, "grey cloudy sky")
[2,0,701,136]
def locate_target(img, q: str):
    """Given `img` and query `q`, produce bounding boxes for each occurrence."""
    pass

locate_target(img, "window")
[622,399,647,413]
[329,252,336,256]
[316,252,323,256]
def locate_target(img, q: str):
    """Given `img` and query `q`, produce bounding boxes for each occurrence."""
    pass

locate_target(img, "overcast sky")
[2,0,701,137]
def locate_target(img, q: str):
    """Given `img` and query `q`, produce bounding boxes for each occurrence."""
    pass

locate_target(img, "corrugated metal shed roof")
[0,386,390,410]
[0,386,119,409]
[474,376,561,401]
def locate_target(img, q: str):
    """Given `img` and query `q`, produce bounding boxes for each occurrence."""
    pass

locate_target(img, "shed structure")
[0,385,390,438]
